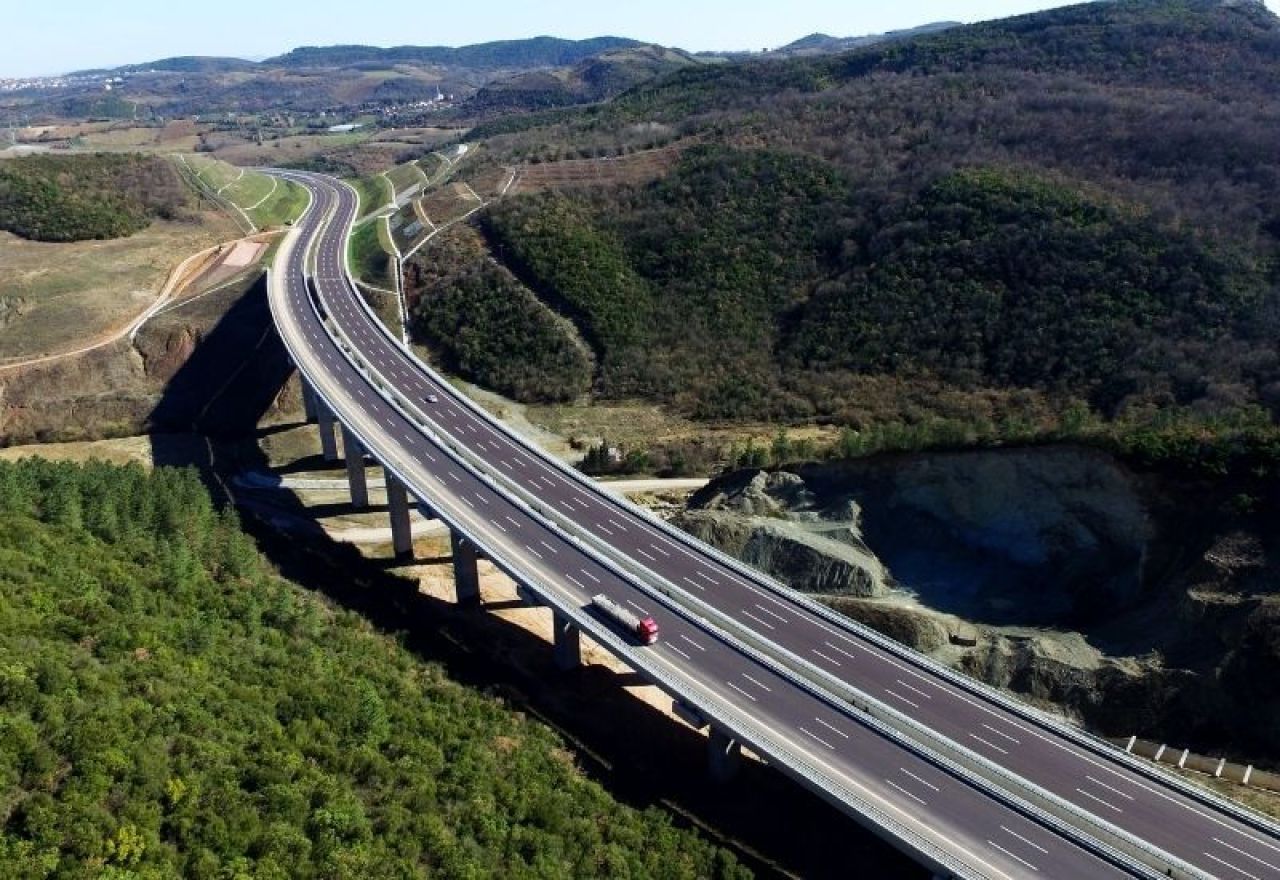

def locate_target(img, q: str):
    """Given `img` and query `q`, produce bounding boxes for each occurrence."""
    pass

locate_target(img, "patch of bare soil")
[510,141,693,193]
[0,211,239,362]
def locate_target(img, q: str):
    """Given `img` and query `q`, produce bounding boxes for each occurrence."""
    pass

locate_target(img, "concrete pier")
[301,379,318,422]
[708,728,742,783]
[316,403,339,462]
[341,425,369,509]
[553,612,582,671]
[451,530,481,606]
[385,468,413,559]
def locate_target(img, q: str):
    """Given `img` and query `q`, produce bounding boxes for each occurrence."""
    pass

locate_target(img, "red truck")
[591,594,659,645]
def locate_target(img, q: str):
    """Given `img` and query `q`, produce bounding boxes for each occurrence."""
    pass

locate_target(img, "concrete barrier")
[1113,738,1280,794]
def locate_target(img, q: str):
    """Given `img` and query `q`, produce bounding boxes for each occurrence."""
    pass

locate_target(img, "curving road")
[267,168,1280,878]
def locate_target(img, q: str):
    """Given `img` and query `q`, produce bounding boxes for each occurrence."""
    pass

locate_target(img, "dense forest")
[0,154,190,242]
[457,0,1280,432]
[478,145,1279,425]
[485,147,843,416]
[406,226,594,401]
[0,459,747,879]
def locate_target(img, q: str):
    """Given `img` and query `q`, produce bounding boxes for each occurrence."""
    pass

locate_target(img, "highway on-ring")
[267,168,1280,878]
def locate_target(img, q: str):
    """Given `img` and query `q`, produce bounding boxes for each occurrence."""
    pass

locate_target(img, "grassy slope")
[348,220,394,290]
[385,162,426,198]
[0,211,239,362]
[351,175,392,219]
[0,459,748,879]
[182,155,307,228]
[248,178,309,229]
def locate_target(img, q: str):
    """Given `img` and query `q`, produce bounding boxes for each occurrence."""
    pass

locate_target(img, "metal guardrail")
[273,177,1163,880]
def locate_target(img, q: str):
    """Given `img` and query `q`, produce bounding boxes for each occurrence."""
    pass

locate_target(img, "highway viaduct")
[263,167,1280,879]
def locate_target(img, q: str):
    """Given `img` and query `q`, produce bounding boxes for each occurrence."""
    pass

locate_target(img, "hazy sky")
[6,0,1279,77]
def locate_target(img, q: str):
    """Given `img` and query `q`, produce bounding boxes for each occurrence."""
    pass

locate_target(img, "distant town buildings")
[0,72,125,93]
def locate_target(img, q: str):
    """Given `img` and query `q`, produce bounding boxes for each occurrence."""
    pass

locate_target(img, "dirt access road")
[0,234,273,374]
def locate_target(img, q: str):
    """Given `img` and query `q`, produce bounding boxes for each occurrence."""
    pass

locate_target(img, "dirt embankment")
[0,238,291,447]
[674,448,1280,763]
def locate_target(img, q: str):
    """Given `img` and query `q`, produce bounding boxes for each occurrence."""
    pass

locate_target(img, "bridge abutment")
[451,530,481,606]
[340,425,369,509]
[552,612,582,671]
[384,468,413,560]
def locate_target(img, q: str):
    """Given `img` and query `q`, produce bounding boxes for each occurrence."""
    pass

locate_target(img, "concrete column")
[340,424,368,509]
[316,403,339,462]
[385,468,413,560]
[552,612,581,671]
[451,530,481,606]
[708,728,741,783]
[301,379,318,422]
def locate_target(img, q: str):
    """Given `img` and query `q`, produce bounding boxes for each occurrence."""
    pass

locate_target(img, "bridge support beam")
[301,378,318,423]
[708,728,741,783]
[552,612,581,671]
[385,468,413,560]
[451,530,481,606]
[341,425,369,509]
[316,403,339,462]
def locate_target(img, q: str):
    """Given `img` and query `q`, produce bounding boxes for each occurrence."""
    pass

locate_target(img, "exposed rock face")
[674,470,888,597]
[675,449,1280,760]
[138,325,200,383]
[800,448,1153,627]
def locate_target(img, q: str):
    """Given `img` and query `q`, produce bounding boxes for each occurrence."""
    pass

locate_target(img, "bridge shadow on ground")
[144,272,295,496]
[140,280,924,879]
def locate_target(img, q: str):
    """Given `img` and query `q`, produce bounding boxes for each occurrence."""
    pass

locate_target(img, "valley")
[3,1,1280,876]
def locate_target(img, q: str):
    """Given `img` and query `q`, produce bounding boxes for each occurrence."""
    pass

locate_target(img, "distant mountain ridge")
[773,22,960,56]
[68,36,645,78]
[471,45,703,113]
[71,56,260,76]
[263,36,644,70]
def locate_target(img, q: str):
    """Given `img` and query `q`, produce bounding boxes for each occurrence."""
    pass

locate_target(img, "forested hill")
[0,460,747,878]
[0,154,190,242]
[457,0,1280,432]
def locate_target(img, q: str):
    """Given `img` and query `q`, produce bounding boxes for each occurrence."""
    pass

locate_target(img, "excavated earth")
[672,447,1280,762]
